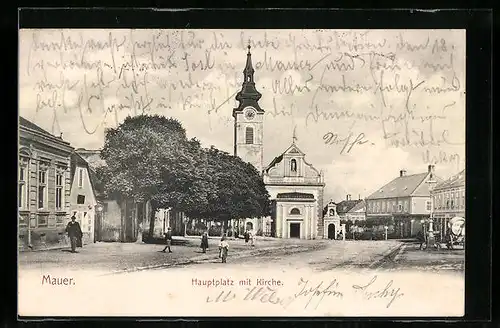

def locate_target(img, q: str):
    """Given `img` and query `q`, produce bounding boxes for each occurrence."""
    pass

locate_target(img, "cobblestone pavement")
[375,241,465,272]
[18,237,329,273]
[182,240,404,272]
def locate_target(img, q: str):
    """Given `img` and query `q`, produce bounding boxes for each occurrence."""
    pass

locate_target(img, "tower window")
[247,76,251,82]
[290,208,301,215]
[290,159,297,172]
[245,127,254,144]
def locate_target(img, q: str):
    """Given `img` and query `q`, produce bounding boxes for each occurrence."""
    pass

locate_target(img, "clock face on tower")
[244,107,256,120]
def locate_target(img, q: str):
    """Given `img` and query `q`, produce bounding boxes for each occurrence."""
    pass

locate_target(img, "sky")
[19,29,465,202]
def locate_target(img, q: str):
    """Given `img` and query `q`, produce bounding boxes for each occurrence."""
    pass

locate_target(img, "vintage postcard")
[18,28,465,317]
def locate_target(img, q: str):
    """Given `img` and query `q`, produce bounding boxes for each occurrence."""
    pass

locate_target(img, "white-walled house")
[69,152,98,244]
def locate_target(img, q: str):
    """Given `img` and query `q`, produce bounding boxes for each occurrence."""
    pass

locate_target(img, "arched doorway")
[328,224,336,239]
[246,221,253,231]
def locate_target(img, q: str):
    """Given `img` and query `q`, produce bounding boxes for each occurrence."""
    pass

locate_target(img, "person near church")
[66,213,83,253]
[200,231,209,253]
[250,230,256,247]
[162,227,173,253]
[244,230,250,244]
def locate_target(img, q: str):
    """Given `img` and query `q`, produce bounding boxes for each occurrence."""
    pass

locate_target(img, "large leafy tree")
[98,114,270,240]
[185,147,270,227]
[98,115,211,239]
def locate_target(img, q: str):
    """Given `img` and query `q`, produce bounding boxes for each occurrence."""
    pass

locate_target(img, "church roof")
[233,44,263,114]
[366,172,435,200]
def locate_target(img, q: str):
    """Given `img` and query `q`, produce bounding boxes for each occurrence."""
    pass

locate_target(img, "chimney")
[400,169,407,177]
[428,164,435,174]
[358,194,361,200]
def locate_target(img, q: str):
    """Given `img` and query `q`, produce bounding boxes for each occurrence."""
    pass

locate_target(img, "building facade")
[323,200,345,239]
[232,45,325,239]
[365,165,442,238]
[69,152,98,244]
[431,169,465,238]
[345,200,366,222]
[18,117,74,251]
[335,194,363,220]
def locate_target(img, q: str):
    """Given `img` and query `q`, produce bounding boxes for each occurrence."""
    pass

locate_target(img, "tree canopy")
[97,114,270,238]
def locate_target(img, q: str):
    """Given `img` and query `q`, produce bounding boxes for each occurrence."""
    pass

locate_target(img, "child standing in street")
[220,238,229,263]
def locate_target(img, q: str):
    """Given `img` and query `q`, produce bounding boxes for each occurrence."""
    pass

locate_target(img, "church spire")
[244,40,255,78]
[234,39,263,115]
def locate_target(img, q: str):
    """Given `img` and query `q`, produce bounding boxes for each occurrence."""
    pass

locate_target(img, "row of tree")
[96,115,271,239]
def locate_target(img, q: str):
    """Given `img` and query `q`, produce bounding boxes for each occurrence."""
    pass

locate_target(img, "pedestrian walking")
[417,230,426,250]
[200,231,209,253]
[66,214,83,253]
[244,230,250,244]
[220,237,229,263]
[250,230,255,247]
[218,233,227,258]
[162,227,173,253]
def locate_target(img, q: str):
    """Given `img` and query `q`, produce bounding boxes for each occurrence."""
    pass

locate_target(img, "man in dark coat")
[200,231,209,253]
[162,227,173,253]
[66,214,83,253]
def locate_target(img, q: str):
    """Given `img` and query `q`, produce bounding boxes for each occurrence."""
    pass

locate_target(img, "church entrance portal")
[290,223,301,238]
[328,224,336,239]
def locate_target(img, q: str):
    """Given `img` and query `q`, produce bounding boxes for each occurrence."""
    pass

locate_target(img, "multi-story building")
[18,117,74,250]
[365,165,442,238]
[431,169,465,238]
[69,152,98,244]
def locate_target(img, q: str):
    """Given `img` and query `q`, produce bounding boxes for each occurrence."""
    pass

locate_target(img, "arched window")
[245,127,254,144]
[329,209,335,216]
[290,159,297,172]
[290,208,300,215]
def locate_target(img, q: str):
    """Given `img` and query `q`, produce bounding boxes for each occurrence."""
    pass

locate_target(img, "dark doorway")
[290,223,301,238]
[328,223,336,239]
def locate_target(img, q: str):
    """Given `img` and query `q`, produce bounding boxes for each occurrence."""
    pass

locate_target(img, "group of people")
[200,231,230,263]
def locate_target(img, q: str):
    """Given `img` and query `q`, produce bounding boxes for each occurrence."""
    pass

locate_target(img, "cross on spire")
[247,38,251,53]
[292,125,297,144]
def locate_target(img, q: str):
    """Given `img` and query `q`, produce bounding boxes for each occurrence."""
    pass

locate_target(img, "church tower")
[233,43,264,174]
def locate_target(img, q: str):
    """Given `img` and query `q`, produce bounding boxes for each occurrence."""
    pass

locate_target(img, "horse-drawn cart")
[446,216,465,249]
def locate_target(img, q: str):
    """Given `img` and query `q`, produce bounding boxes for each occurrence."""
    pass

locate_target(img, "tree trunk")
[135,221,143,243]
[135,202,144,243]
[148,203,157,242]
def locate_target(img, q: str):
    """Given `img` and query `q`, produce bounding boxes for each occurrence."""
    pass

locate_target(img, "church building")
[232,44,326,239]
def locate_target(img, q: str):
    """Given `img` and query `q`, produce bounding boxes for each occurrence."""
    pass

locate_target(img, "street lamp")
[384,225,388,240]
[426,177,437,249]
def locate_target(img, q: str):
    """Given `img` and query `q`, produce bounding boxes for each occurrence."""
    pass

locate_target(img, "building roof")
[433,169,465,191]
[19,116,71,147]
[366,172,433,200]
[336,200,363,215]
[347,200,365,213]
[70,152,101,196]
[19,116,55,137]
